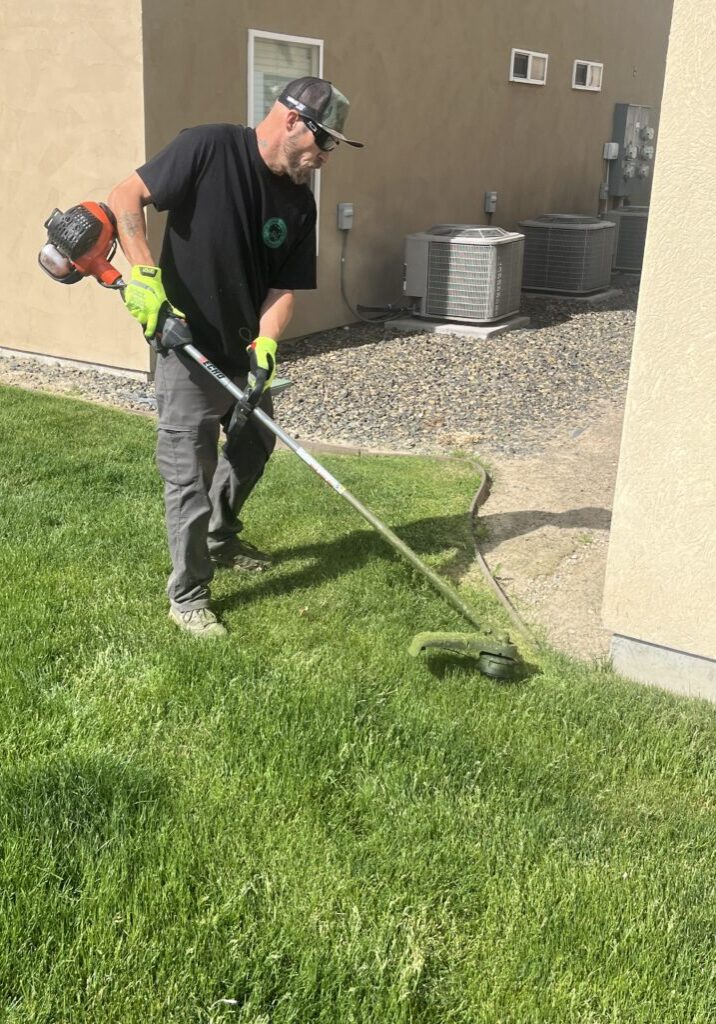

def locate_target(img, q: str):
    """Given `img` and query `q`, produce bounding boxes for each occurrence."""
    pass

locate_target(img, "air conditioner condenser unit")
[518,214,616,295]
[403,225,525,323]
[603,207,649,271]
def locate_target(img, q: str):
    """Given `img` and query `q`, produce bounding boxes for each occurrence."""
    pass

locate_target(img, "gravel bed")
[0,362,158,415]
[0,275,638,457]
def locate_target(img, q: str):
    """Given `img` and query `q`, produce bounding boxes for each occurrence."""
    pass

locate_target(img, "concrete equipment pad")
[522,288,623,304]
[391,314,530,339]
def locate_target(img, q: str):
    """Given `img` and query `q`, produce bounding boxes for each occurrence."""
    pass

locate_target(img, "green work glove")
[247,336,277,402]
[124,265,183,339]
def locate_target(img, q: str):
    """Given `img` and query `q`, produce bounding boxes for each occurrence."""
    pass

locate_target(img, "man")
[107,77,363,638]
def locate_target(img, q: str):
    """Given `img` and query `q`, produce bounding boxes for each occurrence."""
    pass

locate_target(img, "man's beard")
[283,137,314,185]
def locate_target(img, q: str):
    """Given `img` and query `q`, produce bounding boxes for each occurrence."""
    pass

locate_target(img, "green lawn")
[2,386,716,1023]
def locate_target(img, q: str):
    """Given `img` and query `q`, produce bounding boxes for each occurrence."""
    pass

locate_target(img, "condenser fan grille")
[425,241,523,320]
[519,214,615,294]
[615,214,648,270]
[603,209,649,270]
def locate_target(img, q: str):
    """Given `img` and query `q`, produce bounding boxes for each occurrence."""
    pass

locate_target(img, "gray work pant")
[154,348,275,610]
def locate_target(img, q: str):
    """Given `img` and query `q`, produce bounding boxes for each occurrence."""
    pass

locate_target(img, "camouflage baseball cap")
[278,77,364,147]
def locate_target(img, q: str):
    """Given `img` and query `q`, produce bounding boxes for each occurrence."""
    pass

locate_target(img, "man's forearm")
[107,174,156,267]
[116,209,154,266]
[259,290,295,341]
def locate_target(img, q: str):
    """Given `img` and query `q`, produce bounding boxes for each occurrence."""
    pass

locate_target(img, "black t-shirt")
[136,124,317,373]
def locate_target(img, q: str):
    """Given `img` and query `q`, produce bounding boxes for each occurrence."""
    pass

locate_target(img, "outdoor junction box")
[484,191,498,214]
[337,202,354,230]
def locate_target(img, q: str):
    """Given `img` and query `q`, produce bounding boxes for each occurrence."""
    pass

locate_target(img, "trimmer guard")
[409,632,520,680]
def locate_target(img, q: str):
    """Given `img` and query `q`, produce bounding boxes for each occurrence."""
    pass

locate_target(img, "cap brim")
[319,123,364,148]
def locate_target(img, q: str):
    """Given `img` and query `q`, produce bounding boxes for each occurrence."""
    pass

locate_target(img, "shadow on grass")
[214,511,478,615]
[0,755,172,977]
[216,503,611,615]
[1,754,170,859]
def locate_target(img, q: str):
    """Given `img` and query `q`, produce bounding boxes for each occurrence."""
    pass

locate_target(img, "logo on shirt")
[262,217,288,249]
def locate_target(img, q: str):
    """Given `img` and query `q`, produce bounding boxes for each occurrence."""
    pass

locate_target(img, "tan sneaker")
[210,538,273,573]
[169,607,227,638]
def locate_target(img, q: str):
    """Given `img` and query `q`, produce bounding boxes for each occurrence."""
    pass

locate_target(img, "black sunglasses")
[301,117,340,152]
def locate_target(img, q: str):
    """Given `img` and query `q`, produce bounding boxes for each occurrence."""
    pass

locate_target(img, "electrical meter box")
[608,103,655,199]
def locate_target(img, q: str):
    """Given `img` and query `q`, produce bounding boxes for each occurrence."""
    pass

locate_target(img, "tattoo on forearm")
[119,211,144,239]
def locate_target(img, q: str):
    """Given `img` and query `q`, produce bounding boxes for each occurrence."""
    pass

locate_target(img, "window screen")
[530,55,547,82]
[251,37,321,125]
[587,65,602,89]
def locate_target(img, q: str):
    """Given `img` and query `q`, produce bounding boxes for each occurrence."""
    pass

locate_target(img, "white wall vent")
[518,214,616,295]
[403,225,524,323]
[603,207,649,271]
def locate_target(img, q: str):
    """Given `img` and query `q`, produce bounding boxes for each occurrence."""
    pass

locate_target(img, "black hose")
[339,232,416,324]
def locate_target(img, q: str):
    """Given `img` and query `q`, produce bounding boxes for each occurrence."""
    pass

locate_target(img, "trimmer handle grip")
[149,302,193,353]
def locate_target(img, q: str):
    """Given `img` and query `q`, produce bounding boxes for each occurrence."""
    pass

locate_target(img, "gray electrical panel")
[608,103,656,199]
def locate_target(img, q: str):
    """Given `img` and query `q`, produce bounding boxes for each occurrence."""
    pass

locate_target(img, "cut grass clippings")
[1,385,716,1023]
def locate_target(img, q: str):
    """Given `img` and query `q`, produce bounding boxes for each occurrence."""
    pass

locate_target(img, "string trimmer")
[39,201,522,680]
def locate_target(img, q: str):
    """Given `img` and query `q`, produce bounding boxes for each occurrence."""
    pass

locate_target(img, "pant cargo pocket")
[156,428,201,487]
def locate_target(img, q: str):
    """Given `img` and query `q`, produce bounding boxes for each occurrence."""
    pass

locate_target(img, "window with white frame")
[509,48,548,85]
[248,30,323,127]
[572,60,603,91]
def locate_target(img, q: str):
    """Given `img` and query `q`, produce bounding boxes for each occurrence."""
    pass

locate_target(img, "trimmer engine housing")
[39,201,121,287]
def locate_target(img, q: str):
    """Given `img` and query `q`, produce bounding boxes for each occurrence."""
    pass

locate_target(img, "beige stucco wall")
[2,1,149,372]
[602,0,716,658]
[142,0,673,339]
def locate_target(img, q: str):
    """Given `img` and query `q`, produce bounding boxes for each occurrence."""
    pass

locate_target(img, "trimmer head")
[409,632,521,680]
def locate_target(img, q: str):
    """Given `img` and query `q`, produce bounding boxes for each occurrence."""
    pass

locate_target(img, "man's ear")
[285,110,302,132]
